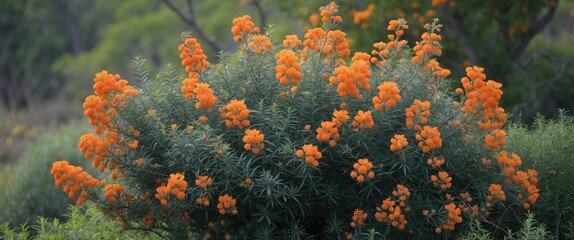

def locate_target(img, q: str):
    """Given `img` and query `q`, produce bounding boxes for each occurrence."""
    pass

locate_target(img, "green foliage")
[464,213,552,240]
[0,204,155,240]
[504,112,574,239]
[0,121,96,226]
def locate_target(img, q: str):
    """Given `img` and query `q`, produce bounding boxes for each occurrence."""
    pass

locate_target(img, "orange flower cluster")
[350,158,375,183]
[316,121,340,147]
[248,35,273,55]
[196,196,210,206]
[193,83,217,109]
[436,203,462,233]
[514,169,540,209]
[484,129,506,150]
[431,171,452,190]
[319,2,342,27]
[221,99,250,129]
[405,99,431,130]
[427,157,445,169]
[275,49,301,88]
[424,59,451,79]
[412,31,442,64]
[371,41,390,65]
[231,15,258,42]
[51,161,102,206]
[195,175,213,189]
[375,185,410,230]
[217,194,238,215]
[350,209,367,228]
[458,66,506,130]
[373,81,401,111]
[487,183,506,202]
[496,151,523,177]
[155,173,187,205]
[329,52,371,99]
[282,35,302,49]
[331,110,349,127]
[104,184,125,203]
[352,110,374,130]
[390,134,408,151]
[79,129,137,176]
[84,71,137,133]
[303,28,350,64]
[296,144,322,167]
[386,19,409,49]
[352,4,375,27]
[243,129,265,154]
[415,126,443,153]
[179,38,209,75]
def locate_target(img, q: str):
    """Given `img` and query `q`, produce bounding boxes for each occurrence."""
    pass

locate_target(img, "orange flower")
[415,126,442,153]
[193,83,217,109]
[350,209,367,228]
[350,158,375,183]
[440,203,463,232]
[393,184,411,203]
[405,99,431,130]
[331,110,349,127]
[486,183,506,202]
[195,175,213,189]
[248,35,273,55]
[375,196,408,230]
[351,4,375,26]
[484,129,506,150]
[296,144,322,167]
[181,73,200,100]
[217,194,238,215]
[155,173,187,205]
[179,38,209,75]
[316,121,340,147]
[352,110,374,129]
[329,53,371,99]
[222,99,250,129]
[319,2,342,27]
[195,196,210,206]
[51,160,103,206]
[303,28,349,64]
[390,134,408,151]
[282,35,302,49]
[243,129,265,154]
[231,15,258,42]
[373,82,401,110]
[431,171,452,190]
[412,31,443,65]
[104,184,125,203]
[275,49,301,87]
[426,157,445,169]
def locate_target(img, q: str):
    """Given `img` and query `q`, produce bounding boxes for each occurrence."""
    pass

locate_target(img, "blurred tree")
[0,0,118,110]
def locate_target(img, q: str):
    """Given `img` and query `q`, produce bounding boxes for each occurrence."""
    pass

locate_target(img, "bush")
[464,213,552,240]
[0,204,153,240]
[0,121,97,226]
[50,2,540,239]
[504,113,574,239]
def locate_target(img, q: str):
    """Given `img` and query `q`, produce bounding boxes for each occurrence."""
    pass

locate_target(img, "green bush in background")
[0,204,153,240]
[504,112,574,239]
[0,121,96,226]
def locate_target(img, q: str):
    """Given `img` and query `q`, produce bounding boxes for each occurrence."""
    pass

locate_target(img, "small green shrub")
[0,204,154,240]
[504,112,574,239]
[0,121,96,226]
[464,213,553,240]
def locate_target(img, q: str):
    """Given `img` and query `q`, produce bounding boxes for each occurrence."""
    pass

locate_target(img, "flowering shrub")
[51,2,540,239]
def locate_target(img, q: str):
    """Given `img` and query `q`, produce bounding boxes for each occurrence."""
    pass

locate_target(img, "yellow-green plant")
[50,2,540,239]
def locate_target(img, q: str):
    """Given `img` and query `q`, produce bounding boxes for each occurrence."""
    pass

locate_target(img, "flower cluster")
[296,144,322,167]
[431,171,452,190]
[496,151,539,209]
[350,209,367,228]
[104,184,125,204]
[375,184,410,230]
[436,203,463,233]
[426,157,445,169]
[405,99,431,130]
[195,175,213,189]
[373,81,401,111]
[51,160,102,206]
[248,35,273,55]
[275,49,301,95]
[319,1,342,27]
[390,134,408,151]
[316,121,340,147]
[352,110,374,130]
[231,15,258,42]
[217,194,238,215]
[154,173,187,205]
[221,99,250,129]
[415,126,443,153]
[350,158,375,183]
[243,129,265,154]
